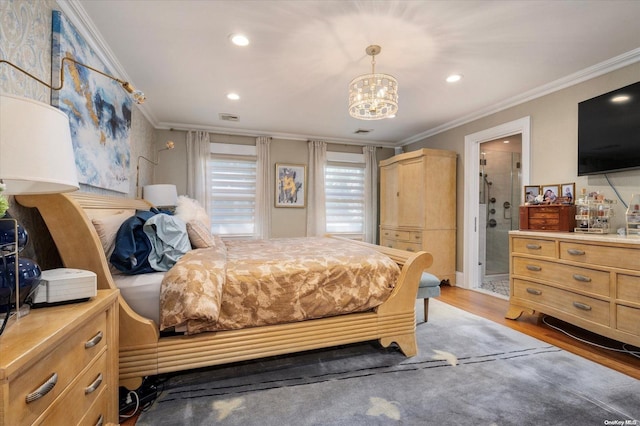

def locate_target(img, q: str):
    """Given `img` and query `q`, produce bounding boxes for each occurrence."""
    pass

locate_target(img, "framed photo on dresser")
[524,185,540,204]
[560,182,575,204]
[542,184,560,203]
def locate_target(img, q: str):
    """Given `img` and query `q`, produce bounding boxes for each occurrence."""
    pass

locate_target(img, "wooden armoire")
[379,148,457,285]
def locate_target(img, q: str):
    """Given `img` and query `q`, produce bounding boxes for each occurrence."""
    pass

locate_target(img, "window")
[208,156,257,237]
[325,163,365,239]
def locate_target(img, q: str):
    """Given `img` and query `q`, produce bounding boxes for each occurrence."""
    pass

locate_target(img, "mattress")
[113,272,164,324]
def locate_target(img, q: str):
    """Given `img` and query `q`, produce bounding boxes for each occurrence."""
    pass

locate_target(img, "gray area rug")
[137,299,639,425]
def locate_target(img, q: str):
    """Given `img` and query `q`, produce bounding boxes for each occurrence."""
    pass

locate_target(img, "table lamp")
[0,94,80,331]
[143,184,178,209]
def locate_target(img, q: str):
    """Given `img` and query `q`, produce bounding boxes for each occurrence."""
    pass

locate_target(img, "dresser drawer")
[389,240,422,253]
[380,236,422,253]
[616,304,640,337]
[511,237,556,258]
[380,236,394,249]
[78,386,109,426]
[616,274,640,304]
[560,242,640,271]
[380,228,422,243]
[8,311,107,425]
[512,257,610,297]
[513,279,609,326]
[40,352,108,426]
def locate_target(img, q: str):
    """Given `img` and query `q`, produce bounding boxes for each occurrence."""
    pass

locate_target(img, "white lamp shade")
[0,94,79,194]
[143,184,178,207]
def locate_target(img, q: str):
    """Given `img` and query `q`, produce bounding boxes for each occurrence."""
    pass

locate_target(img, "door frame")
[462,117,531,289]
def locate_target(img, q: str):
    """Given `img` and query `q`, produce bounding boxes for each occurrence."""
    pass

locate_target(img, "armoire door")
[397,157,424,227]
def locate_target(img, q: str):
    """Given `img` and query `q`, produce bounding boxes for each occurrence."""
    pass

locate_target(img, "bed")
[17,192,433,389]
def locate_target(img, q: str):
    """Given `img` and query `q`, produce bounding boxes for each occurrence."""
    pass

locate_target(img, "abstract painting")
[275,164,306,207]
[51,10,131,193]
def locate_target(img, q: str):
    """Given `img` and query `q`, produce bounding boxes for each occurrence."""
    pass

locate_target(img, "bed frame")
[17,193,433,389]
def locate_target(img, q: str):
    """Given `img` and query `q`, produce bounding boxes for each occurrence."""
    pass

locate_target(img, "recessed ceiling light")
[227,93,240,100]
[503,140,510,144]
[446,74,462,83]
[230,34,249,47]
[611,94,630,103]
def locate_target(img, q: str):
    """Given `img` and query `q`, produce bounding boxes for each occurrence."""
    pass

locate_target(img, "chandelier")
[348,45,398,120]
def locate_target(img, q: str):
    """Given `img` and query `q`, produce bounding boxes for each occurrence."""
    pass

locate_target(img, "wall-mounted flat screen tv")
[578,80,640,176]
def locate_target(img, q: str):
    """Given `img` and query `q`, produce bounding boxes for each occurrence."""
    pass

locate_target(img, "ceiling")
[72,0,640,147]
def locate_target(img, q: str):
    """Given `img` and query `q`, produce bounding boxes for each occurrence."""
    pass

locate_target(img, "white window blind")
[325,163,365,239]
[208,156,257,237]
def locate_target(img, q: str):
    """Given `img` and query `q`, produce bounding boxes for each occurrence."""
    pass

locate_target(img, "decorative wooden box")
[519,205,576,232]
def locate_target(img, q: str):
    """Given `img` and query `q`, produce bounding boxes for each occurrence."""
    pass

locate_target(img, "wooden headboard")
[16,192,160,345]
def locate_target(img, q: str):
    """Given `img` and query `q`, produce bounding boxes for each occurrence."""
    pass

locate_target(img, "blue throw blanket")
[110,210,191,275]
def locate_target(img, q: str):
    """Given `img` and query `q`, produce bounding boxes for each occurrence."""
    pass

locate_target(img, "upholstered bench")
[417,272,441,322]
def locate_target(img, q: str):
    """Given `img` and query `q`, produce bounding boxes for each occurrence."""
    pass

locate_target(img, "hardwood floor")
[438,285,640,380]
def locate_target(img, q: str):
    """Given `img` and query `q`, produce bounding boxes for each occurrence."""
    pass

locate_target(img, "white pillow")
[175,196,210,229]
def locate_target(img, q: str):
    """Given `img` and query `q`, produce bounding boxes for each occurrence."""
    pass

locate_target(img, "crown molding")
[399,47,640,146]
[156,122,397,148]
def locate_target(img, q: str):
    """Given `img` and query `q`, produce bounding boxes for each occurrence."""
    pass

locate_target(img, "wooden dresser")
[507,231,639,347]
[0,290,118,425]
[379,148,457,285]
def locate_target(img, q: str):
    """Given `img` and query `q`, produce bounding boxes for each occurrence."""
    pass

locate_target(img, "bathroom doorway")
[478,136,522,298]
[462,117,530,299]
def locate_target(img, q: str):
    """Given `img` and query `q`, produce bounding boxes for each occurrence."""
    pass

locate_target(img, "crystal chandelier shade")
[348,45,398,120]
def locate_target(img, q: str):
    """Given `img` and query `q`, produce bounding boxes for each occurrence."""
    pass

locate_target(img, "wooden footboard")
[17,193,433,389]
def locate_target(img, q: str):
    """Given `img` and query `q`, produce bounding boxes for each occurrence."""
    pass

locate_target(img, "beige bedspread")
[160,237,400,334]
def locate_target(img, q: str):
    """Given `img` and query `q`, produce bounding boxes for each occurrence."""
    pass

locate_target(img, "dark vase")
[0,255,41,310]
[0,213,29,254]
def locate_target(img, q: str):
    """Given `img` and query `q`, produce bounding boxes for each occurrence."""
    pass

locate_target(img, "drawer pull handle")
[85,331,103,349]
[526,244,541,250]
[26,373,58,403]
[395,233,400,237]
[526,265,542,271]
[572,274,592,283]
[567,249,585,256]
[526,288,542,295]
[406,247,414,252]
[95,414,104,426]
[572,301,592,311]
[85,373,103,395]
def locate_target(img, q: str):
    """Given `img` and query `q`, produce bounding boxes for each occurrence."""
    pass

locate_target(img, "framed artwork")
[51,11,132,193]
[275,164,306,208]
[541,184,560,204]
[524,185,540,204]
[561,182,575,204]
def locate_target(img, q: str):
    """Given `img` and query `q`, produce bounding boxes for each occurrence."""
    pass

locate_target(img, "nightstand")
[0,289,118,425]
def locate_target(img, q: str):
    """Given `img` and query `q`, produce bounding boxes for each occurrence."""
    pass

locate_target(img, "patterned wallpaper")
[0,0,53,101]
[1,0,155,267]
